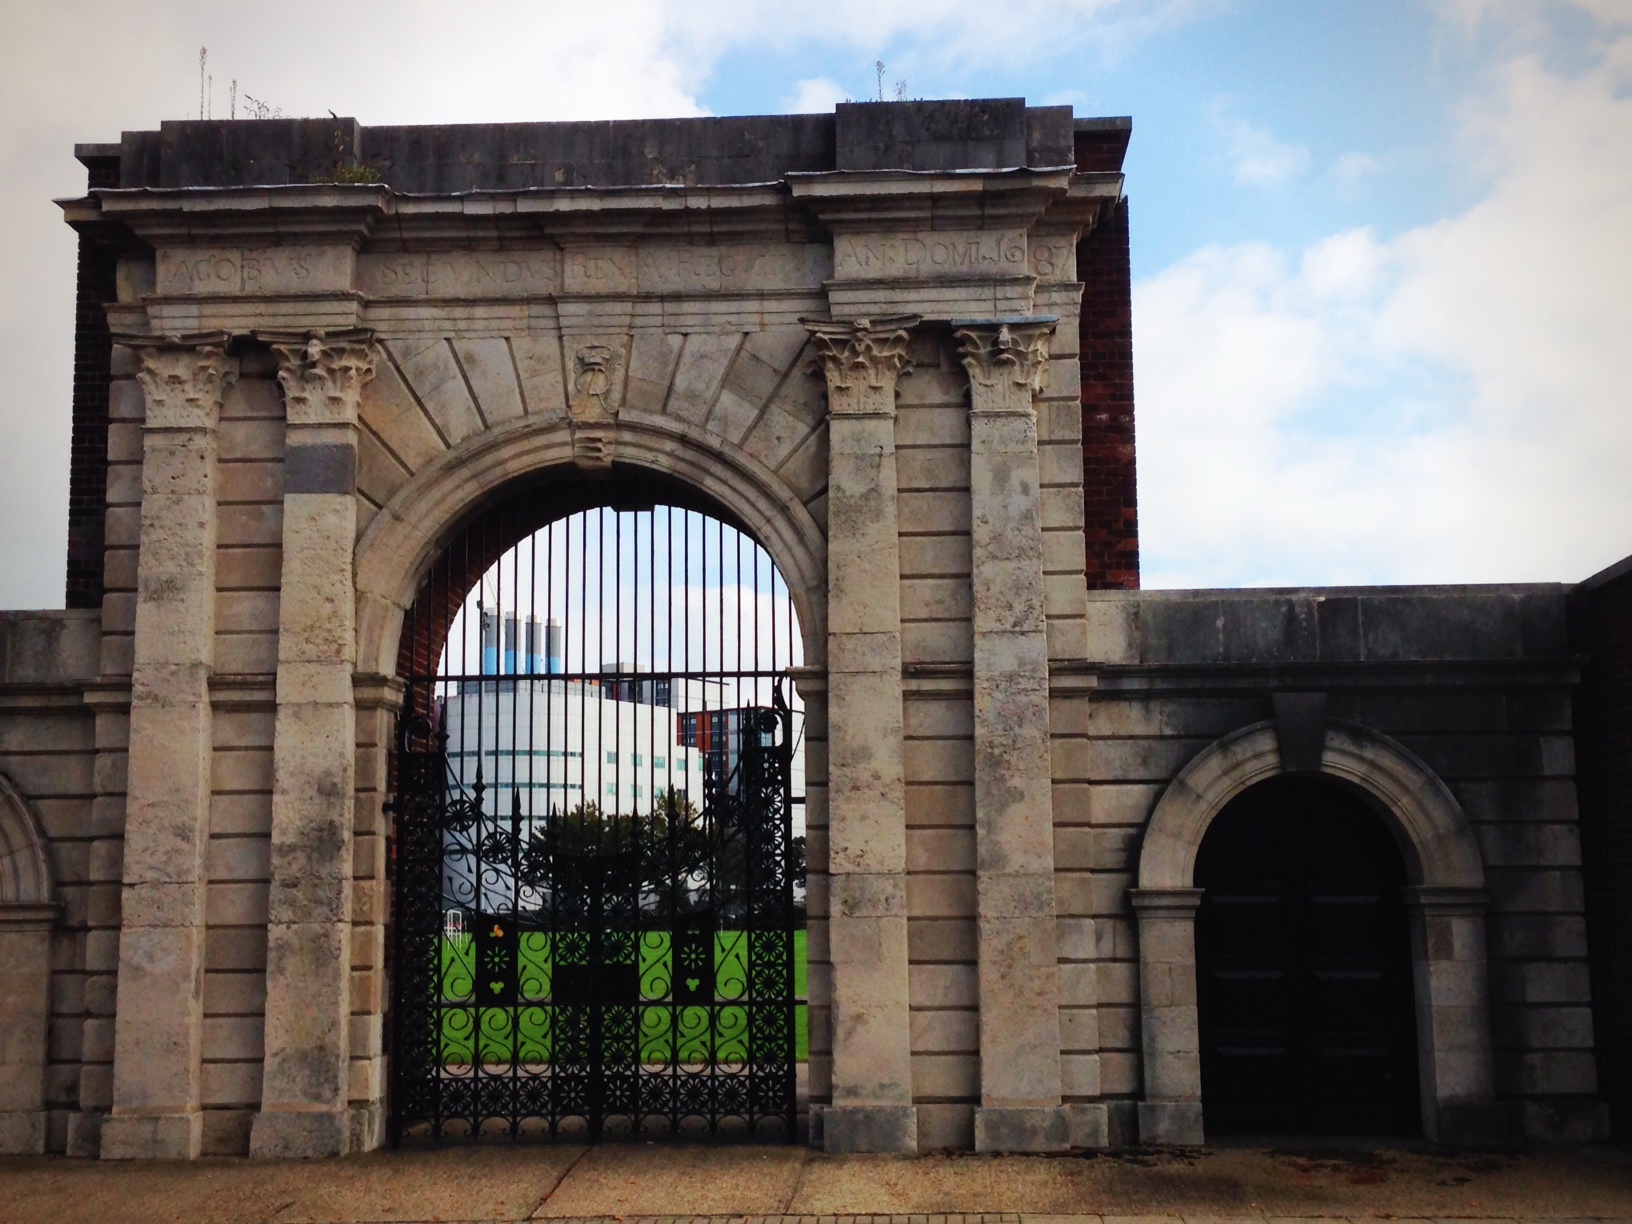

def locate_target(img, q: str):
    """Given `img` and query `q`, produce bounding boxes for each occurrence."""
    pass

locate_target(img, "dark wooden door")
[1195,776,1419,1135]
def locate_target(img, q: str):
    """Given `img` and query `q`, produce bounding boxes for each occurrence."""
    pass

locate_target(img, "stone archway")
[355,412,829,682]
[1130,720,1505,1147]
[347,411,832,1146]
[0,771,57,1155]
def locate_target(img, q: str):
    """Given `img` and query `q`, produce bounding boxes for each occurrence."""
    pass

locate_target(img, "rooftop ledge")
[71,101,1132,194]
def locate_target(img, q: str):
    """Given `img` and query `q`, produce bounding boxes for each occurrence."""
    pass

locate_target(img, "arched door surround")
[1131,719,1505,1147]
[0,771,57,1155]
[355,412,828,682]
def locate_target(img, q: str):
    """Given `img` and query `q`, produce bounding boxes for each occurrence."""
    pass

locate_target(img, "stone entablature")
[0,101,1605,1159]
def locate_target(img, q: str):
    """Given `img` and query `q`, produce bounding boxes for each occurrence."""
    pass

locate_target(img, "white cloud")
[1137,26,1632,587]
[0,0,1212,608]
[1212,104,1310,188]
[1331,150,1383,190]
[784,78,848,113]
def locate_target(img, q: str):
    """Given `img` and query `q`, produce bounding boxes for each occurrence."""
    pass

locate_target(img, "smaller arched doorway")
[1132,720,1503,1148]
[1195,777,1418,1136]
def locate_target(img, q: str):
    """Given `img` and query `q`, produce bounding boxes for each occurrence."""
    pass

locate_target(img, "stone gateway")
[0,101,1624,1159]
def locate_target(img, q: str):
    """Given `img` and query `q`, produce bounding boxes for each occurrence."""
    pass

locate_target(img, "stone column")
[102,339,234,1161]
[1406,886,1508,1146]
[806,316,919,1155]
[954,320,1069,1153]
[250,336,375,1158]
[1129,887,1205,1146]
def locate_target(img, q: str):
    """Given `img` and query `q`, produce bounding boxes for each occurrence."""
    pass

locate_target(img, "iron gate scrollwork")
[388,498,803,1144]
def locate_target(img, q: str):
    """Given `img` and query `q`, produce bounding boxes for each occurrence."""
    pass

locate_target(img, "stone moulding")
[0,772,53,906]
[352,411,829,679]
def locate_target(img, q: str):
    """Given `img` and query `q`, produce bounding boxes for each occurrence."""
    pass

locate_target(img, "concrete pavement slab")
[269,1144,587,1222]
[0,1144,1626,1223]
[535,1144,810,1218]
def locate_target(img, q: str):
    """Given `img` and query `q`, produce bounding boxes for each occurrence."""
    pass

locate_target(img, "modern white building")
[441,675,707,820]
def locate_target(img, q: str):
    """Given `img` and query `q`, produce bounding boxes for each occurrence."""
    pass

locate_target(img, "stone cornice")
[788,167,1119,233]
[73,183,810,247]
[85,185,389,247]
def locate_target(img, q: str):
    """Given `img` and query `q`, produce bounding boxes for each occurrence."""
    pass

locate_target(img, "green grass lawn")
[435,929,808,1065]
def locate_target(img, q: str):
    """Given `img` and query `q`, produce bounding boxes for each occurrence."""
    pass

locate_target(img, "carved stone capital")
[269,333,377,428]
[130,335,236,432]
[804,315,919,416]
[954,319,1055,403]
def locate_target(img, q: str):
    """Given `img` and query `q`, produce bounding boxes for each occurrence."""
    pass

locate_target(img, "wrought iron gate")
[388,496,803,1142]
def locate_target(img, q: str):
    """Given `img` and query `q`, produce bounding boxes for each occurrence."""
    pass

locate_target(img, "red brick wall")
[64,160,120,610]
[1077,196,1138,590]
[1571,564,1632,1138]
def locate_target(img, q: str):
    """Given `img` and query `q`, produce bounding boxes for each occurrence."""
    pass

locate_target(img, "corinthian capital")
[804,315,919,416]
[130,335,236,431]
[954,319,1055,402]
[269,332,378,428]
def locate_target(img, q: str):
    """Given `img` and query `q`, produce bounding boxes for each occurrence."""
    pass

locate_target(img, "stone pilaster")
[1129,887,1205,1146]
[1406,886,1510,1147]
[102,339,234,1161]
[806,316,919,1155]
[955,320,1069,1153]
[249,335,375,1158]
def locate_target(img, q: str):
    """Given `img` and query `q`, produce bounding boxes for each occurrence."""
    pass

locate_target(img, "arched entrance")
[1131,719,1504,1147]
[386,467,807,1143]
[1195,776,1418,1136]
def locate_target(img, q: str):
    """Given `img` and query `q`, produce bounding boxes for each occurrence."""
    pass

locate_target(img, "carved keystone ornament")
[569,342,624,471]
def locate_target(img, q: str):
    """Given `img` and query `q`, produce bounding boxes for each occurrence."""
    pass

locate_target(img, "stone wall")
[1570,557,1632,1139]
[0,611,99,1153]
[1079,586,1608,1142]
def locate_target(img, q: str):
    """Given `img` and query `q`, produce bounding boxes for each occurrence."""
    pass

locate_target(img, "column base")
[348,1101,386,1153]
[1137,1100,1203,1147]
[1520,1099,1610,1143]
[1425,1100,1521,1148]
[250,1107,350,1158]
[1063,1103,1109,1150]
[66,1110,104,1157]
[100,1109,203,1160]
[822,1105,918,1154]
[975,1105,1068,1152]
[0,1111,46,1155]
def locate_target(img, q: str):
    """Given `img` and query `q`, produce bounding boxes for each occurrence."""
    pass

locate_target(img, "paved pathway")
[0,1142,1628,1224]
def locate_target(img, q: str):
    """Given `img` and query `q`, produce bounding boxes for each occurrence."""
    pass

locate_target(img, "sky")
[0,0,1628,605]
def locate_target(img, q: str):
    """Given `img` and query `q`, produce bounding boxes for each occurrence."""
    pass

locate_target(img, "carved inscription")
[833,230,1028,279]
[356,251,561,298]
[157,247,350,296]
[636,245,831,293]
[1028,239,1076,282]
[564,247,638,295]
